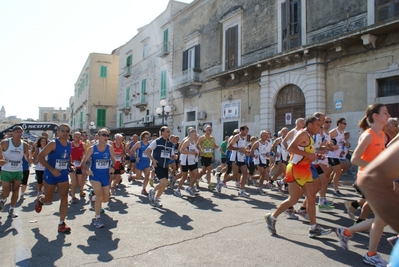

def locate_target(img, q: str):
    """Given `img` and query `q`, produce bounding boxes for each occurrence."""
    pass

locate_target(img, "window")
[43,113,48,122]
[85,73,88,86]
[126,55,132,66]
[160,70,167,99]
[182,45,200,71]
[141,79,147,103]
[187,111,196,122]
[225,26,238,70]
[378,76,399,97]
[376,0,399,22]
[143,44,148,59]
[79,111,83,123]
[53,113,58,121]
[100,66,107,78]
[119,113,123,127]
[282,0,301,50]
[63,114,66,121]
[97,109,106,127]
[163,28,169,53]
[126,87,130,107]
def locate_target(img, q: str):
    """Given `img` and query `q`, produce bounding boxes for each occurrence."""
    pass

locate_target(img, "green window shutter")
[100,66,107,78]
[126,55,132,66]
[163,28,169,52]
[85,73,88,86]
[126,87,130,107]
[79,112,83,125]
[119,113,123,127]
[141,79,146,103]
[97,109,106,127]
[160,71,166,99]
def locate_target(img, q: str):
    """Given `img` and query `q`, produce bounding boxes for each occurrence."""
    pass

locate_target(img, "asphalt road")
[0,170,395,267]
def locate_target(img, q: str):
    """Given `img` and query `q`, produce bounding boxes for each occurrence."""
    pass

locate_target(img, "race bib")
[142,153,148,158]
[161,150,171,158]
[115,155,122,162]
[73,160,81,167]
[95,159,109,169]
[9,160,22,170]
[237,152,245,162]
[204,147,212,153]
[55,159,69,170]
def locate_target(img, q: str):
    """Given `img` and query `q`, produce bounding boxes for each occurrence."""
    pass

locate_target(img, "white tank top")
[257,140,272,164]
[35,147,46,171]
[180,140,198,166]
[328,129,345,159]
[2,139,24,172]
[230,135,246,162]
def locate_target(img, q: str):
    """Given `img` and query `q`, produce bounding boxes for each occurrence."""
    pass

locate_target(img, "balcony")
[157,41,170,57]
[172,68,203,97]
[119,107,131,115]
[123,66,131,78]
[131,95,148,111]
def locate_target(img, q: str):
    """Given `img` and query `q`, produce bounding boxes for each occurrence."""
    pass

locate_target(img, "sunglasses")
[59,129,70,133]
[100,133,109,137]
[325,121,332,123]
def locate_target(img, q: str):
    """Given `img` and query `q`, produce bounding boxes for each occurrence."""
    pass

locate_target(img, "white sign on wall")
[285,113,292,125]
[221,100,240,120]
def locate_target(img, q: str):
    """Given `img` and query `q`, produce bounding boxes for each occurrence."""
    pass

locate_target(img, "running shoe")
[148,189,155,205]
[58,222,71,233]
[362,253,388,267]
[128,175,133,182]
[284,208,298,220]
[154,198,163,208]
[0,199,6,212]
[333,190,344,197]
[216,172,221,180]
[277,180,283,192]
[111,188,116,196]
[296,209,309,220]
[264,213,277,235]
[387,236,398,247]
[235,181,241,188]
[318,204,334,212]
[265,182,274,190]
[8,209,18,218]
[335,227,350,250]
[208,183,216,191]
[149,179,154,187]
[100,208,105,214]
[80,191,86,197]
[20,193,26,200]
[257,187,266,195]
[168,176,174,188]
[192,186,199,193]
[309,224,332,238]
[69,197,79,204]
[174,189,182,198]
[185,187,195,197]
[238,190,250,198]
[195,180,200,189]
[94,218,105,228]
[141,188,148,196]
[35,196,43,213]
[212,169,216,176]
[216,180,223,193]
[344,200,356,220]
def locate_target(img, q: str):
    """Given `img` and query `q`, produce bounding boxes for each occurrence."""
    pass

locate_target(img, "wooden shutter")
[194,44,200,69]
[160,71,166,99]
[126,55,132,66]
[141,79,146,103]
[225,25,238,70]
[163,29,169,52]
[119,113,123,127]
[97,109,106,127]
[125,87,130,107]
[288,0,301,49]
[182,50,188,71]
[281,1,288,51]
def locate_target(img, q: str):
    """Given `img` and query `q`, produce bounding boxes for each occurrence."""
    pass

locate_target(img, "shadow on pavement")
[154,208,194,231]
[0,216,17,237]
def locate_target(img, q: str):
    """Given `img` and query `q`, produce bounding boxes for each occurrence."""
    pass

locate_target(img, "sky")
[0,0,193,120]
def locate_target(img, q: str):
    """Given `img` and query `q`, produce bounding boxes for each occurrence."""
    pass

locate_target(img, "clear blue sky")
[0,0,192,120]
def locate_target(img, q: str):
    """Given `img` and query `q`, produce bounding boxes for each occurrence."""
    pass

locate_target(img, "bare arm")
[227,135,239,151]
[37,141,59,176]
[287,132,317,162]
[282,130,294,149]
[350,132,372,168]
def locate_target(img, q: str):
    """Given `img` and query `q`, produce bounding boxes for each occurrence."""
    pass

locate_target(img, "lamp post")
[155,99,171,126]
[89,121,96,136]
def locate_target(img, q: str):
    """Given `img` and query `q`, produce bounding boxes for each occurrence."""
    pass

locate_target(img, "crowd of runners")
[0,104,398,266]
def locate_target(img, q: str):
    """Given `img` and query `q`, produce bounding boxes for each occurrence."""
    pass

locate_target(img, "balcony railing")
[157,41,170,57]
[123,66,131,78]
[172,68,202,87]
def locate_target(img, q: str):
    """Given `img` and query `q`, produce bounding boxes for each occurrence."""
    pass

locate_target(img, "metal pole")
[161,107,165,125]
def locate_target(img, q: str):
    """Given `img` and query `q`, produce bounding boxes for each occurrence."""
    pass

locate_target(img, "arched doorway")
[275,84,305,132]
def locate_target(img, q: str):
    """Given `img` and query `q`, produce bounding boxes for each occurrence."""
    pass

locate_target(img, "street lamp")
[89,121,96,135]
[156,99,171,126]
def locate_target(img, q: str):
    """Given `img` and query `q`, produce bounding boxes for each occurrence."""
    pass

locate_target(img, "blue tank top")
[90,144,111,178]
[22,156,29,171]
[245,144,254,163]
[129,141,136,159]
[137,141,150,163]
[44,139,71,179]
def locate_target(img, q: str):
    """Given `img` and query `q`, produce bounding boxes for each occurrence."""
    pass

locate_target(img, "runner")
[127,134,138,180]
[264,116,331,238]
[214,136,228,175]
[82,128,116,228]
[35,123,73,233]
[251,130,272,195]
[270,127,289,192]
[145,126,174,207]
[69,132,85,203]
[110,133,124,194]
[130,131,151,196]
[0,126,29,218]
[196,125,219,188]
[20,149,31,200]
[282,118,305,149]
[33,136,48,195]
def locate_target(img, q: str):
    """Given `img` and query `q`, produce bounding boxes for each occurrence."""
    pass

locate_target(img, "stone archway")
[274,84,305,131]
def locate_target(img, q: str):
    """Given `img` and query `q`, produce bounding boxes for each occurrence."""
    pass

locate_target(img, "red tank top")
[113,142,124,169]
[71,141,85,169]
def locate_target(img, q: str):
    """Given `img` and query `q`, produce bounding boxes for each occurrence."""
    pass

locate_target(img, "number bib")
[8,160,22,170]
[204,147,212,153]
[142,153,148,158]
[237,152,245,162]
[73,160,81,167]
[161,150,171,158]
[55,159,69,170]
[95,159,109,169]
[115,155,122,162]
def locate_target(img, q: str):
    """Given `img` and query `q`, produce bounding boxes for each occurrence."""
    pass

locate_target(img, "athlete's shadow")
[22,228,71,267]
[0,216,17,238]
[107,197,129,214]
[184,195,222,212]
[154,208,194,231]
[77,214,120,262]
[65,201,88,220]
